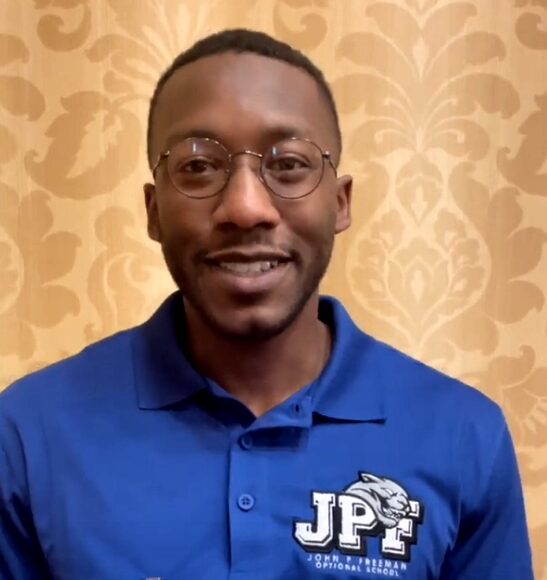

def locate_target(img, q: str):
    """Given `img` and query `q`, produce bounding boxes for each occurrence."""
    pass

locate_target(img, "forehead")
[150,52,335,158]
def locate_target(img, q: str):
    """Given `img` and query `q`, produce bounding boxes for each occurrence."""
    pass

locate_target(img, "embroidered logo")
[293,472,424,563]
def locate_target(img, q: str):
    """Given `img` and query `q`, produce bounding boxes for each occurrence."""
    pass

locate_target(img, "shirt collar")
[132,293,207,409]
[132,292,387,422]
[312,297,387,423]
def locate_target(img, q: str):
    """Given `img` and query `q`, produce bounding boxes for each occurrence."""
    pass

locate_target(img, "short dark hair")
[146,28,341,167]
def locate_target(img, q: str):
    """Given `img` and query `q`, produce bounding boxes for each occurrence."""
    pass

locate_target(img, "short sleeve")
[0,403,52,579]
[440,413,534,579]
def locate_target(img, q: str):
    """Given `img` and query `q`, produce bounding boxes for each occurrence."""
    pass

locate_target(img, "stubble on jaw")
[161,234,335,344]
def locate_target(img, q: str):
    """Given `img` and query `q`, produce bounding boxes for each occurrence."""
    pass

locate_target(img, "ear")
[144,182,160,242]
[360,473,381,483]
[335,174,352,234]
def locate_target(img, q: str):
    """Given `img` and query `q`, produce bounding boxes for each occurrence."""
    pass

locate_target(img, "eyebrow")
[162,125,311,152]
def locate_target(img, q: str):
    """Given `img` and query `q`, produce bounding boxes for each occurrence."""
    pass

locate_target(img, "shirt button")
[240,434,253,450]
[237,493,255,511]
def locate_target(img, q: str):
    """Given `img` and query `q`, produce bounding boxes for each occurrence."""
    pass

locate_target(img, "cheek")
[156,198,210,242]
[286,197,338,242]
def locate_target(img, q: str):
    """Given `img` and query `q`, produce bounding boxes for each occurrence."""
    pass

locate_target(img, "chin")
[203,304,298,343]
[167,255,324,342]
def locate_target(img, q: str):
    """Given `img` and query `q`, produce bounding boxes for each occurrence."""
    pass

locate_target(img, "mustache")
[196,234,294,260]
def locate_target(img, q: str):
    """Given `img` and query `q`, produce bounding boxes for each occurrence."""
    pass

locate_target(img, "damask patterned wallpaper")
[1,0,546,575]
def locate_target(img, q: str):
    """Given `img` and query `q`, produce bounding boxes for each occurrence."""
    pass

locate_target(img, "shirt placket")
[228,430,271,577]
[226,395,313,578]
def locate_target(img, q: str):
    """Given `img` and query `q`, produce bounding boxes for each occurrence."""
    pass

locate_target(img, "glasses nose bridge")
[226,149,266,185]
[215,148,280,228]
[229,149,263,169]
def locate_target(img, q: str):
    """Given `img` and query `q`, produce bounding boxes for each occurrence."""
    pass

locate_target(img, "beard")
[160,236,334,343]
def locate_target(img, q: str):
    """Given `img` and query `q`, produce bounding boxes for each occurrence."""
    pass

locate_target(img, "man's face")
[145,52,352,341]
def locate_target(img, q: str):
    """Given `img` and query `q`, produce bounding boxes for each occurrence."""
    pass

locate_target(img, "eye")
[268,155,309,172]
[177,157,220,175]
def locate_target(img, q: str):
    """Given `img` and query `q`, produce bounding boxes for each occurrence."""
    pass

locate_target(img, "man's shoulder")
[0,325,138,414]
[373,334,493,399]
[322,296,504,434]
[363,331,503,425]
[327,297,497,414]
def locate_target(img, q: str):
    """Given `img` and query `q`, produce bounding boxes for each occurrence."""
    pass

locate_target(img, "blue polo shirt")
[0,294,533,579]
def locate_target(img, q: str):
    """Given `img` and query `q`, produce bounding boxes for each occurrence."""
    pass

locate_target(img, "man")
[0,29,533,579]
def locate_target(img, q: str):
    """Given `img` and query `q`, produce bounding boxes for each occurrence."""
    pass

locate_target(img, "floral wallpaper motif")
[0,0,545,575]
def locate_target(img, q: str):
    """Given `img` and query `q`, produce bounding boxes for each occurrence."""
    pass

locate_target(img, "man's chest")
[35,413,459,579]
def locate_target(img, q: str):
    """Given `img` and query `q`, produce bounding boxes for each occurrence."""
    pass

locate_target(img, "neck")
[183,296,331,417]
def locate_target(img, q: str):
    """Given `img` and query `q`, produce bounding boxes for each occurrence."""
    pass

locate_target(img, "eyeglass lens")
[166,138,325,199]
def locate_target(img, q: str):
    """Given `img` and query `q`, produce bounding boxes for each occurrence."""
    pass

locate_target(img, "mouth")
[204,246,292,273]
[217,260,281,276]
[202,247,293,294]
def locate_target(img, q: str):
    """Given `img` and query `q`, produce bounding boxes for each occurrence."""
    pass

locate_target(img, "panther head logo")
[344,472,411,529]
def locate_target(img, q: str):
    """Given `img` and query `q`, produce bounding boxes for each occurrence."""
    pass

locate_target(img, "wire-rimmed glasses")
[152,137,336,200]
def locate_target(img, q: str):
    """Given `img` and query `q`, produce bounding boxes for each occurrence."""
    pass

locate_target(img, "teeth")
[219,260,279,274]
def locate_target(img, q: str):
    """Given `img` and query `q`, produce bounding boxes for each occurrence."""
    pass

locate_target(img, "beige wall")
[1,0,546,575]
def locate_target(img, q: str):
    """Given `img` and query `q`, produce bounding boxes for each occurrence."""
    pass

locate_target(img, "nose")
[211,157,281,230]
